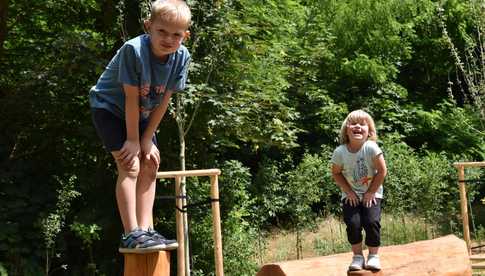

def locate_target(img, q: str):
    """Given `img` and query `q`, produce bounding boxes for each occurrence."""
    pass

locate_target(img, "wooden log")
[123,251,170,276]
[257,235,472,276]
[348,270,383,276]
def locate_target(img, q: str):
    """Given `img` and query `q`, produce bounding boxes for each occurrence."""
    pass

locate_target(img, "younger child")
[89,0,191,253]
[331,110,387,271]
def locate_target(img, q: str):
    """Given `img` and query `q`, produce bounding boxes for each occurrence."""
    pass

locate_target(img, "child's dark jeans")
[342,198,381,247]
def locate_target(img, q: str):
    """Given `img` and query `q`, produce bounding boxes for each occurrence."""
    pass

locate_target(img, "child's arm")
[117,84,141,169]
[140,90,174,166]
[332,164,359,206]
[363,154,387,207]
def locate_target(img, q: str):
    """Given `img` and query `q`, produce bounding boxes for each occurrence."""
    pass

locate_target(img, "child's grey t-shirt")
[89,34,191,120]
[331,140,384,200]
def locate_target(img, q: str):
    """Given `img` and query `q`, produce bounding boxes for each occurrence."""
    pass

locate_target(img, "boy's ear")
[183,30,191,41]
[143,20,150,33]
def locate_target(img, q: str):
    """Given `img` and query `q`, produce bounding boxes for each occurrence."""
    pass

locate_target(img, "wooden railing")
[156,169,224,276]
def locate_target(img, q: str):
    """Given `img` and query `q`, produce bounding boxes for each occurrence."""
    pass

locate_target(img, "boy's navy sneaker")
[147,228,178,251]
[118,228,165,254]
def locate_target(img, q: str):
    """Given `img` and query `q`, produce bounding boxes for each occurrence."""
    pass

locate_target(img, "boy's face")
[145,18,189,60]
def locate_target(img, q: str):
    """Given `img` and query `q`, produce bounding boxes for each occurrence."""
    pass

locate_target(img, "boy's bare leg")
[368,246,379,255]
[136,159,158,230]
[113,153,140,234]
[352,242,364,255]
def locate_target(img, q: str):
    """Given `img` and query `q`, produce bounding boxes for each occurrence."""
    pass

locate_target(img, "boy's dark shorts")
[91,108,157,152]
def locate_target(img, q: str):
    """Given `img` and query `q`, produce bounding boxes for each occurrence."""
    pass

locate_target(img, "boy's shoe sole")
[162,241,179,251]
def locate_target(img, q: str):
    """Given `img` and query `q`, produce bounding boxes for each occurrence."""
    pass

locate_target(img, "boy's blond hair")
[149,0,191,28]
[339,109,378,144]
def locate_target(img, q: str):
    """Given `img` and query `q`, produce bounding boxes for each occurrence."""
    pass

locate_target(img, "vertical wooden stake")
[175,176,186,276]
[458,165,471,254]
[210,175,224,276]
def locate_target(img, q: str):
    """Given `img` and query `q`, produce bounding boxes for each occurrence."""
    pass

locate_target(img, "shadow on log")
[257,235,471,276]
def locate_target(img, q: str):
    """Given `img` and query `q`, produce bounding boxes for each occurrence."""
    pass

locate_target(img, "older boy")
[89,0,191,253]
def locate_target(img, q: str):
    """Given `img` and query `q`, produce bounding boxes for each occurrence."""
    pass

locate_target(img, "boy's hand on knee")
[119,140,140,169]
[141,140,160,168]
[363,192,376,208]
[345,191,360,207]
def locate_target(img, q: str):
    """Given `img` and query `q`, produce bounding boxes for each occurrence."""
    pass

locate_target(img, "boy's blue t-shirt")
[89,34,191,120]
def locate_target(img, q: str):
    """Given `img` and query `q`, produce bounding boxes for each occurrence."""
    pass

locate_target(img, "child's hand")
[363,192,376,208]
[119,140,140,170]
[345,191,360,207]
[141,139,160,168]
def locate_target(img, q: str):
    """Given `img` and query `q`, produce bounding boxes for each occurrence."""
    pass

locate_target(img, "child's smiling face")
[346,119,369,142]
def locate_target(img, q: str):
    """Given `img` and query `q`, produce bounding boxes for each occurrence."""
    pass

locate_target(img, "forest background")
[1,0,485,275]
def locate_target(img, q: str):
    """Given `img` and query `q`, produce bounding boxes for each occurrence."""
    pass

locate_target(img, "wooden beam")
[453,161,485,168]
[157,169,221,179]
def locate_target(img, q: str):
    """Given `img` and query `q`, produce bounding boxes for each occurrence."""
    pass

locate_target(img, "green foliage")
[191,0,303,150]
[0,264,6,276]
[404,102,485,159]
[40,175,80,275]
[41,176,81,250]
[381,134,463,224]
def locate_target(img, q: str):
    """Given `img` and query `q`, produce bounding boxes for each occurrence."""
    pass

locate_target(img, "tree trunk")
[176,94,191,276]
[0,0,8,58]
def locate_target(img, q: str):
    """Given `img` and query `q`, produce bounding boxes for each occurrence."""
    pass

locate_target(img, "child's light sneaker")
[366,254,381,270]
[348,254,365,271]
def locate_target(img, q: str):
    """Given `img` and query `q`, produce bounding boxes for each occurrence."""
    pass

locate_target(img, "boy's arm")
[117,84,140,169]
[139,90,174,166]
[332,164,359,206]
[363,153,387,207]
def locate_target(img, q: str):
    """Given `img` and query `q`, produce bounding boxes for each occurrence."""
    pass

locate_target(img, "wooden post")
[210,175,224,276]
[175,176,186,276]
[123,251,170,276]
[457,165,471,254]
[453,162,485,254]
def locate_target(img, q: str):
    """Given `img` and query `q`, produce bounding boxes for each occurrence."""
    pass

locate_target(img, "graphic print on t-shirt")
[353,157,371,186]
[138,84,168,118]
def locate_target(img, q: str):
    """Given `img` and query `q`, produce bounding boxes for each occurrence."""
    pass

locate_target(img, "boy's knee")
[140,160,158,178]
[114,158,140,178]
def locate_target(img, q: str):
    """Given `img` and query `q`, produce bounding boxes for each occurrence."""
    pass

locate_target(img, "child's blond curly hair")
[339,109,378,144]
